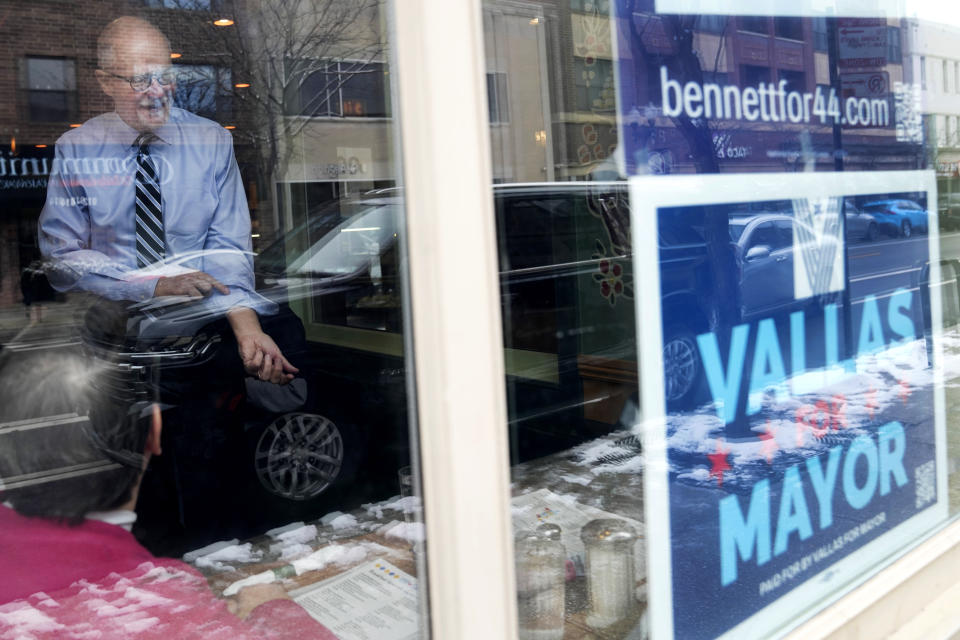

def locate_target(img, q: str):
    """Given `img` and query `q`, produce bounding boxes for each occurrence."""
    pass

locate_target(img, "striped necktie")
[134,133,164,267]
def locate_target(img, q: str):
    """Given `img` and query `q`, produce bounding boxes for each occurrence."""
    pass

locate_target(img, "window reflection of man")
[39,16,296,385]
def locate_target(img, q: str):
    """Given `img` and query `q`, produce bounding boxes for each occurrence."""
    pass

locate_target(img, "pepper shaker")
[515,523,566,640]
[581,518,638,629]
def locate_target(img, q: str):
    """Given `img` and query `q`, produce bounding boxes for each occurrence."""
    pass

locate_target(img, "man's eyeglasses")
[101,68,177,92]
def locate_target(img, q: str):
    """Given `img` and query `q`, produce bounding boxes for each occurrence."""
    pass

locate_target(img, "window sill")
[783,516,960,639]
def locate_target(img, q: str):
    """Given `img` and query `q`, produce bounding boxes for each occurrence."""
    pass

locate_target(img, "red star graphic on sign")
[865,388,878,420]
[758,422,779,465]
[898,379,911,404]
[708,439,731,487]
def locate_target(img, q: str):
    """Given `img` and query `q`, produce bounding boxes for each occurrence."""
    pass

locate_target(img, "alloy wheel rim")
[254,412,344,501]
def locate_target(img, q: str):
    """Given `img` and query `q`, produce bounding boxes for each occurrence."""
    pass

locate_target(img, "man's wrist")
[126,275,163,301]
[226,306,262,337]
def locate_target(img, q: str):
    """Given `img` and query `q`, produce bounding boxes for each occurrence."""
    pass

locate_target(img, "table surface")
[187,430,649,638]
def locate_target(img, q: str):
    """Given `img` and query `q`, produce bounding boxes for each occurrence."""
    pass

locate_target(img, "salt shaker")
[581,518,638,628]
[515,523,566,640]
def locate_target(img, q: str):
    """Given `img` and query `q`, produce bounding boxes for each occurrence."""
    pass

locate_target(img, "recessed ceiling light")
[170,53,182,59]
[35,144,48,148]
[213,18,234,26]
[234,83,250,88]
[69,124,81,128]
[224,125,236,130]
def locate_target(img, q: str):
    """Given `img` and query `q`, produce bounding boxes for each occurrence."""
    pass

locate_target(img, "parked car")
[76,184,647,549]
[843,198,881,242]
[861,199,928,237]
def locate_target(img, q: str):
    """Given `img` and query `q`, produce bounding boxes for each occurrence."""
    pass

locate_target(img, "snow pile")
[273,525,317,546]
[318,511,359,530]
[558,473,591,486]
[276,543,313,562]
[381,496,420,516]
[182,540,239,564]
[264,522,305,538]
[291,544,369,575]
[380,521,425,544]
[329,514,359,530]
[361,502,385,519]
[222,571,276,597]
[192,544,263,573]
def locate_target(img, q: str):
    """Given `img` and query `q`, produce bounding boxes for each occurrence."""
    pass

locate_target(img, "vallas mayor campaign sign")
[630,171,948,639]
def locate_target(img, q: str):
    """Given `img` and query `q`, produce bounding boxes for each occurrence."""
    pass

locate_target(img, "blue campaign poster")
[630,171,948,640]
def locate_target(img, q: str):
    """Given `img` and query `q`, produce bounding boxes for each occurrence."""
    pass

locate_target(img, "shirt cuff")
[128,276,161,302]
[202,289,279,317]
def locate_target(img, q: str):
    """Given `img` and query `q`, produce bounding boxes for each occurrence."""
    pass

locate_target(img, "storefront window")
[485,1,960,638]
[0,2,427,638]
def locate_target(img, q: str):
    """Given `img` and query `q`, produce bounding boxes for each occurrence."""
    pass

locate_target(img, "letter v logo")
[791,196,845,300]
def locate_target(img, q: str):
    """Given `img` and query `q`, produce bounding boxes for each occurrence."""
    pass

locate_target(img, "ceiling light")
[69,124,81,128]
[35,144,48,148]
[170,53,182,59]
[234,83,250,88]
[213,18,234,26]
[224,125,236,130]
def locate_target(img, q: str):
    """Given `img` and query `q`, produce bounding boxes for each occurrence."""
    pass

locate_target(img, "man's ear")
[94,69,116,98]
[145,403,162,456]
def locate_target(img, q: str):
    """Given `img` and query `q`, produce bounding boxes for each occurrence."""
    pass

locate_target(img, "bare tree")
[161,0,386,238]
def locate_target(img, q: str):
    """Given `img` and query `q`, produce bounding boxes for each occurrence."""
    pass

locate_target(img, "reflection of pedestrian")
[19,261,55,322]
[38,17,296,385]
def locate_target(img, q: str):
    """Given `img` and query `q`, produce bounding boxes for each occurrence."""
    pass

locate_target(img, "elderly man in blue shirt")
[39,16,296,386]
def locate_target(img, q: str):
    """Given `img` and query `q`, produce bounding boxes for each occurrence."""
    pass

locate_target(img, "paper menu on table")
[291,559,419,640]
[511,488,645,576]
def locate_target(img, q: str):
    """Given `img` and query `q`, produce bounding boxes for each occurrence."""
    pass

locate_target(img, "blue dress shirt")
[39,108,275,316]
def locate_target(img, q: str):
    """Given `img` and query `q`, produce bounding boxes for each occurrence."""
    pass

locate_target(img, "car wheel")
[866,223,878,242]
[901,220,912,238]
[663,327,702,409]
[251,411,355,502]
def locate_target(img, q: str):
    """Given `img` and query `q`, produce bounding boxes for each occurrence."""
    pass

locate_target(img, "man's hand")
[154,271,229,298]
[227,584,290,619]
[227,307,299,385]
[237,330,298,384]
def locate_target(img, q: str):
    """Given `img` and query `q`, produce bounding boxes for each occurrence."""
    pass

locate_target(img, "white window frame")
[393,0,517,638]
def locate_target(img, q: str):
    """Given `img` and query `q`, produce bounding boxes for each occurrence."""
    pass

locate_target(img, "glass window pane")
[340,62,389,117]
[27,91,72,122]
[25,57,75,90]
[173,64,229,119]
[0,4,428,639]
[485,2,960,639]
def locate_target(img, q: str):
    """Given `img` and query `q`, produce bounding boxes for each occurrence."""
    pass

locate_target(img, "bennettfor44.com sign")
[632,171,948,640]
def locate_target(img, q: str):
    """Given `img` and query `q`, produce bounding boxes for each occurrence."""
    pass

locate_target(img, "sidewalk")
[0,296,85,350]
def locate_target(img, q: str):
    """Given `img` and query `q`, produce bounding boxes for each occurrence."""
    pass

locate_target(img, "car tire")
[244,410,363,520]
[901,220,912,238]
[866,223,878,242]
[663,326,702,409]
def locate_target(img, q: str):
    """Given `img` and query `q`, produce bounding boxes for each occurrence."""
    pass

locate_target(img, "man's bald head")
[98,17,170,73]
[95,17,174,132]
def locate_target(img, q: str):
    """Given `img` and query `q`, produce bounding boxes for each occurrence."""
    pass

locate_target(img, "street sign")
[838,18,888,69]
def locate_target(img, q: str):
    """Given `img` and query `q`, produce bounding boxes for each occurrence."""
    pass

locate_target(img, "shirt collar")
[86,509,138,532]
[104,111,174,149]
